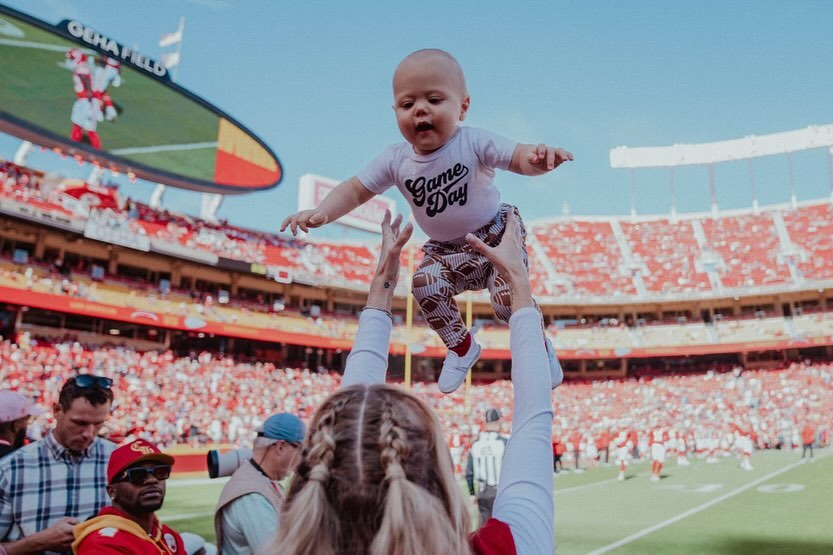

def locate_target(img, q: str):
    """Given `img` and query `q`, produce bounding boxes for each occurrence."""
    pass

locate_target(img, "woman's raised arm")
[341,211,413,388]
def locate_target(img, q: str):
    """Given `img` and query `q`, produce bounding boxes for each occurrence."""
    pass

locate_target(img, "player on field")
[615,430,630,481]
[733,425,754,471]
[66,48,102,149]
[93,56,122,122]
[649,426,669,482]
[674,429,690,466]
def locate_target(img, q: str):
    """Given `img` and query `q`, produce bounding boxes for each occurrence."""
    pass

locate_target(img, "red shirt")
[74,506,185,554]
[802,425,815,444]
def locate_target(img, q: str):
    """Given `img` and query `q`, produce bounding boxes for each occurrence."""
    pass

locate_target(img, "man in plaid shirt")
[0,376,116,555]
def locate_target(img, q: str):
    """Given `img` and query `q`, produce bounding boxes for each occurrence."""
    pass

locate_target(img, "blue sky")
[2,0,832,239]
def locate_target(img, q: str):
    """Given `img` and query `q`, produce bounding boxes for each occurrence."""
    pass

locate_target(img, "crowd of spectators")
[700,213,792,288]
[1,162,41,198]
[532,220,636,297]
[11,252,833,360]
[0,161,67,212]
[2,337,829,477]
[782,202,833,281]
[621,219,711,294]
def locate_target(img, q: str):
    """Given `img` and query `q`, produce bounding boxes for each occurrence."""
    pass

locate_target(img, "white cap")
[0,391,43,423]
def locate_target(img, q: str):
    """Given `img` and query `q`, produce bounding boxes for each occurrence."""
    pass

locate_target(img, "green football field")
[161,449,831,554]
[0,14,220,181]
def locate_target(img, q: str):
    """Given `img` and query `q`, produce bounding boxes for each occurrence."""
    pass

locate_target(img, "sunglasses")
[115,464,172,485]
[74,374,113,389]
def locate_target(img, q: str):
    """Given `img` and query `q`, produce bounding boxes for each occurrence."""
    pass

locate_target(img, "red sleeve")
[76,531,135,554]
[469,518,517,555]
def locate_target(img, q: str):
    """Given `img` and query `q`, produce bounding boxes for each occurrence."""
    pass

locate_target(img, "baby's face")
[392,53,469,155]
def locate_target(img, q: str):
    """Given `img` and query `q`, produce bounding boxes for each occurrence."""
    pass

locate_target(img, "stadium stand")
[3,157,833,379]
[531,219,637,297]
[7,253,833,363]
[1,339,829,471]
[6,157,833,299]
[0,150,831,485]
[700,211,792,288]
[782,202,833,281]
[620,218,711,294]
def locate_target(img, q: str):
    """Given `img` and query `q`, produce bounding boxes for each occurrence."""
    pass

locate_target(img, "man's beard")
[135,499,164,513]
[14,427,26,449]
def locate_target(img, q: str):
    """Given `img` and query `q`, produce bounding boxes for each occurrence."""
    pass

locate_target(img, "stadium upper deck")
[3,158,833,301]
[3,157,833,379]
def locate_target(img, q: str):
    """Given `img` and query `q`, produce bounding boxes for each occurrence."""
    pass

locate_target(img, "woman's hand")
[366,210,413,312]
[465,213,534,312]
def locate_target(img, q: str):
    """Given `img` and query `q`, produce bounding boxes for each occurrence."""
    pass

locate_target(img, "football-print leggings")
[412,203,542,349]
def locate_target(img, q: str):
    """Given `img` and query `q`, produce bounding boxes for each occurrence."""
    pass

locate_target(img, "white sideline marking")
[555,471,651,494]
[587,457,816,555]
[167,476,229,488]
[160,511,213,522]
[0,38,68,52]
[112,142,218,155]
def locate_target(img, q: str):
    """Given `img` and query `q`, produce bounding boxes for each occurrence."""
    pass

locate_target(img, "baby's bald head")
[393,49,467,96]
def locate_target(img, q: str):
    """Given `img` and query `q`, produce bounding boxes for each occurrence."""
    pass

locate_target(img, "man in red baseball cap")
[71,439,185,554]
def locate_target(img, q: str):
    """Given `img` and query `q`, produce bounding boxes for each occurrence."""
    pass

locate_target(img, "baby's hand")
[528,145,573,171]
[280,209,328,236]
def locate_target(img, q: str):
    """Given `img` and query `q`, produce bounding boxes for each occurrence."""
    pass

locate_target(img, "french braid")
[370,394,470,555]
[274,399,342,555]
[307,402,338,483]
[378,398,410,482]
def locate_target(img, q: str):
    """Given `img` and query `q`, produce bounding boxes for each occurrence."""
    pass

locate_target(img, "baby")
[282,48,571,393]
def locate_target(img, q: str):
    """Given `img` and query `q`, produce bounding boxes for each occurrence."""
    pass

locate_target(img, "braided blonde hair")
[274,384,471,555]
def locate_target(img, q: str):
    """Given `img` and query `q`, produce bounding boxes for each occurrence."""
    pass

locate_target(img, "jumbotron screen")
[0,5,282,193]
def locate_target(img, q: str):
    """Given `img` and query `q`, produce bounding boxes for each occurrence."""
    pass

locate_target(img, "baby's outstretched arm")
[280,176,375,235]
[509,143,573,176]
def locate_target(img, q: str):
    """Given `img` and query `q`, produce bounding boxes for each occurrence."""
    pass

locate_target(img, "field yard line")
[168,477,229,488]
[587,457,816,555]
[111,142,218,155]
[555,471,651,494]
[160,511,214,522]
[0,39,68,52]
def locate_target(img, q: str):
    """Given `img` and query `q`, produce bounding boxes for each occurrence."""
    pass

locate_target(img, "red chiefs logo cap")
[107,439,175,484]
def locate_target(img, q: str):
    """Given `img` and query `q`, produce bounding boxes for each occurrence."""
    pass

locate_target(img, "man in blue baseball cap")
[213,413,305,555]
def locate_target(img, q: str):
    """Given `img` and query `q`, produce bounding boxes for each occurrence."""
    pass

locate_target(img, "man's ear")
[459,95,470,121]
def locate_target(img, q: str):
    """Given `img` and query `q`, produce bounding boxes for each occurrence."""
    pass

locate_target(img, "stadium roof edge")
[610,124,833,168]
